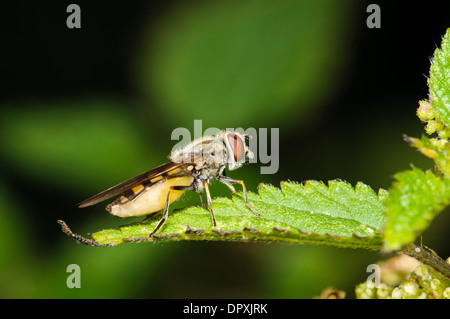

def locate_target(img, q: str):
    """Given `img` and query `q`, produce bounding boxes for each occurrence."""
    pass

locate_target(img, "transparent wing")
[77,161,190,208]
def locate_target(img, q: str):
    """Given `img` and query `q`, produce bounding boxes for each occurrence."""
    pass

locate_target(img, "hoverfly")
[78,130,261,238]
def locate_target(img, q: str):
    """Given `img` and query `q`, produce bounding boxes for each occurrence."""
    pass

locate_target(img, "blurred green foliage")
[0,0,448,299]
[136,0,353,129]
[0,100,155,191]
[384,168,450,252]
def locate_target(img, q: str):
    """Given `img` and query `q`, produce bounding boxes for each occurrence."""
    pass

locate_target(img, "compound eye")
[227,133,245,162]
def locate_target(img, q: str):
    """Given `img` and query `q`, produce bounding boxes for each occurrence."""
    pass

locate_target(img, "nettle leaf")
[428,28,450,127]
[404,134,450,177]
[383,167,450,252]
[65,180,388,249]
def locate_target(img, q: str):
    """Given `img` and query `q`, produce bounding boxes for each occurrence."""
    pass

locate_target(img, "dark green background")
[1,0,449,298]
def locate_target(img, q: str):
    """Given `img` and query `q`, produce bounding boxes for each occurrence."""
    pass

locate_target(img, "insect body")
[78,130,261,238]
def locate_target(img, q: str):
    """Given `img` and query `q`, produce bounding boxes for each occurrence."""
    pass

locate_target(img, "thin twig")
[402,243,450,281]
[57,220,115,247]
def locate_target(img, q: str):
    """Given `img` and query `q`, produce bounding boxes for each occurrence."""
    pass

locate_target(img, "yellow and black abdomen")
[107,176,194,217]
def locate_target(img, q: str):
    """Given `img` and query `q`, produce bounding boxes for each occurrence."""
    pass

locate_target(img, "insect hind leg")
[148,184,195,238]
[148,189,172,238]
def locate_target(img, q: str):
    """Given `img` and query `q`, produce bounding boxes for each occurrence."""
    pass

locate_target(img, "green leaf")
[428,28,450,126]
[383,168,450,252]
[61,180,388,249]
[404,134,450,177]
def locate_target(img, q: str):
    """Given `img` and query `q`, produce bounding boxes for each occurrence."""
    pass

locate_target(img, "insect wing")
[77,161,189,208]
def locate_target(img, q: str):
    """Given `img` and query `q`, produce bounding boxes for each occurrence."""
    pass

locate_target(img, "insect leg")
[219,169,237,194]
[203,181,217,227]
[199,192,206,209]
[218,170,236,194]
[217,175,262,217]
[141,183,193,224]
[139,211,161,224]
[148,189,172,238]
[220,180,237,194]
[148,184,196,237]
[174,184,206,209]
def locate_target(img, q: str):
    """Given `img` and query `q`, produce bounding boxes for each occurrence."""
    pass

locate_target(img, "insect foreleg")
[221,180,237,194]
[217,175,262,217]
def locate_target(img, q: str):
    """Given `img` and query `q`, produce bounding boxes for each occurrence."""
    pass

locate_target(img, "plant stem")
[402,243,450,281]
